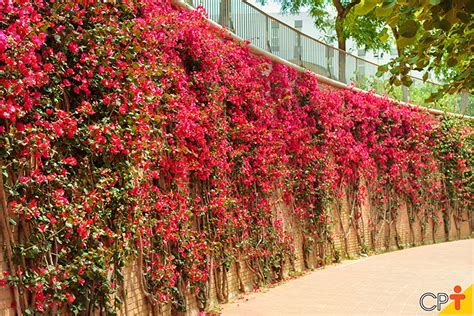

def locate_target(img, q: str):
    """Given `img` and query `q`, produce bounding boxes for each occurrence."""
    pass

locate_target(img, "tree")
[355,0,473,98]
[382,7,417,102]
[219,0,234,32]
[258,0,390,83]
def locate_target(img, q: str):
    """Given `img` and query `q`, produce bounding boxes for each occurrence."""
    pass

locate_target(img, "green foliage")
[257,0,390,52]
[344,11,391,52]
[433,117,473,213]
[356,0,474,97]
[355,74,473,114]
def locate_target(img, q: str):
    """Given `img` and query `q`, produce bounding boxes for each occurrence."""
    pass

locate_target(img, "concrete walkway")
[221,239,474,315]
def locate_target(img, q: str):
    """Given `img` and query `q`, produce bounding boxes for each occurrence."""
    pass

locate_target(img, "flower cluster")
[0,0,471,314]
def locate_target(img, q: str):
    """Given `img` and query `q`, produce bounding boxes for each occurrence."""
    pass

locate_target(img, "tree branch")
[332,0,361,17]
[332,0,344,14]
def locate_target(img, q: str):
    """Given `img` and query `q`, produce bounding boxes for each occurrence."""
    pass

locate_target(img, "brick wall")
[0,235,14,316]
[112,189,471,316]
[1,195,471,316]
[118,263,150,316]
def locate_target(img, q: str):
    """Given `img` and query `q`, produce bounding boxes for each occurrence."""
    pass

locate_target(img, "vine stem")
[137,229,158,315]
[0,161,24,315]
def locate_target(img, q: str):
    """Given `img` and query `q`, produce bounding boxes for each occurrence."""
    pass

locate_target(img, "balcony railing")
[187,0,472,115]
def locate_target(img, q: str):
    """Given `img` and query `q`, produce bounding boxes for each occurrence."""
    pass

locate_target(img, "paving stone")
[221,239,473,315]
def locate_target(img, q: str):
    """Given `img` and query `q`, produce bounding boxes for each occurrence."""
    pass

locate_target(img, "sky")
[247,0,283,13]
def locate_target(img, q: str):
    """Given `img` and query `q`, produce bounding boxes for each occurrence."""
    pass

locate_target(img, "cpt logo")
[419,285,466,312]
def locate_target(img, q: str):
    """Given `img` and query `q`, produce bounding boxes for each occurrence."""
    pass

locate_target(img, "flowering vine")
[0,0,471,314]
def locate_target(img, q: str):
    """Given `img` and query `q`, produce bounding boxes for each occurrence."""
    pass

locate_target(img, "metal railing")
[187,0,472,115]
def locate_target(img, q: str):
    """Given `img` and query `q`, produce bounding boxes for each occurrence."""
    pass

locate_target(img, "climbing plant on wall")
[0,0,472,314]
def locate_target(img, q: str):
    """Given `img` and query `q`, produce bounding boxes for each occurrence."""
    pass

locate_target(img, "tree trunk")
[335,17,346,83]
[219,0,233,31]
[391,27,410,102]
[460,91,469,114]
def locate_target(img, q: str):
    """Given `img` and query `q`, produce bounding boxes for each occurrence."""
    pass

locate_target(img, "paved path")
[221,239,473,315]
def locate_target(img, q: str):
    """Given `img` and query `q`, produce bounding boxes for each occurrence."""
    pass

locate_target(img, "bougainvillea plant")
[0,0,471,314]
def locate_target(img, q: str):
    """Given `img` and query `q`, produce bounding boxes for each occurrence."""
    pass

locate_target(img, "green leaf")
[422,72,429,81]
[396,36,415,48]
[408,56,419,64]
[447,58,457,67]
[379,32,389,42]
[399,20,419,38]
[401,76,413,87]
[429,0,441,5]
[375,6,394,17]
[378,65,389,72]
[382,0,397,9]
[438,18,452,32]
[354,0,377,15]
[456,12,469,24]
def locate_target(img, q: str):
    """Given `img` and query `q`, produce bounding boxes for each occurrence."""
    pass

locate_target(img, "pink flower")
[43,63,55,72]
[62,79,71,87]
[30,35,44,49]
[68,41,79,54]
[66,292,75,303]
[19,176,30,184]
[53,189,69,206]
[0,30,7,52]
[62,157,77,166]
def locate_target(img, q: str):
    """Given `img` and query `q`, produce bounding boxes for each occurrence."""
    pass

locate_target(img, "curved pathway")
[221,239,473,315]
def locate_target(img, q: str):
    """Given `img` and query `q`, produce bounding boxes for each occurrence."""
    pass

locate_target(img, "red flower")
[66,293,75,303]
[19,177,30,184]
[43,63,55,72]
[30,34,44,49]
[68,42,79,54]
[62,157,77,166]
[0,31,6,52]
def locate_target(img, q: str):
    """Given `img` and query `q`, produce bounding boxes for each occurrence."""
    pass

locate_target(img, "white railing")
[187,0,472,115]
